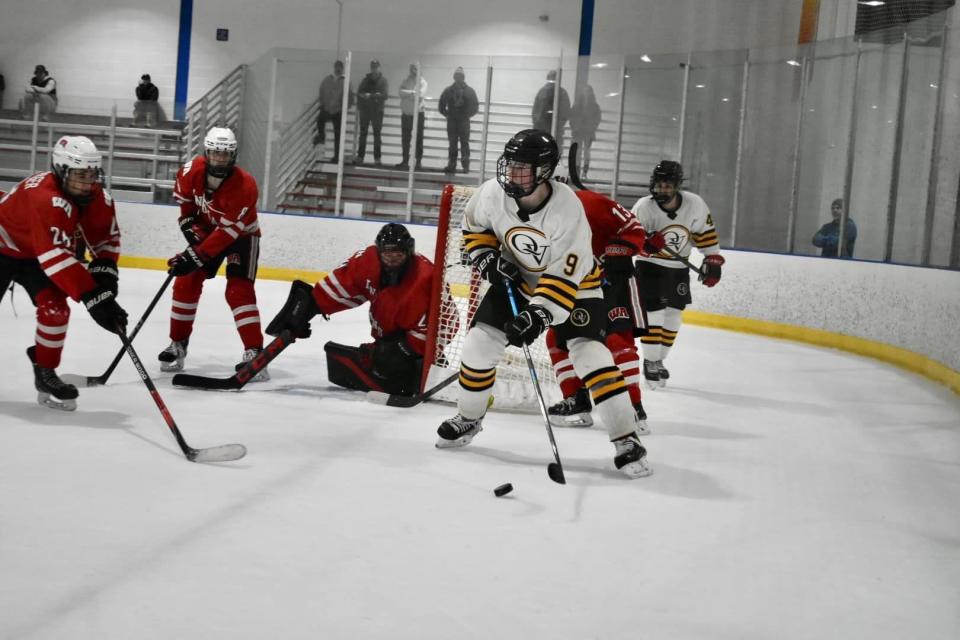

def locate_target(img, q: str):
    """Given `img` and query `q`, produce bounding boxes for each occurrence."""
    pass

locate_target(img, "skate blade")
[435,426,481,449]
[619,459,653,479]
[549,413,594,428]
[37,392,77,412]
[644,379,660,391]
[657,379,667,389]
[159,361,185,373]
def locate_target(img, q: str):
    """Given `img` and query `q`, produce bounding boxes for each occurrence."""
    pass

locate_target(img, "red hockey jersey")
[576,189,650,258]
[173,156,260,259]
[312,246,436,355]
[0,172,120,301]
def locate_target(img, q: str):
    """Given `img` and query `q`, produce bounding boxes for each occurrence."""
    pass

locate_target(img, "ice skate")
[643,359,660,390]
[28,346,78,412]
[612,432,652,478]
[547,387,593,427]
[158,339,188,372]
[634,401,650,436]
[655,360,669,387]
[235,347,270,382]
[436,414,483,449]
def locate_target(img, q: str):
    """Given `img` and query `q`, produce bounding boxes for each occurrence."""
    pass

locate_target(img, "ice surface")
[1,268,958,640]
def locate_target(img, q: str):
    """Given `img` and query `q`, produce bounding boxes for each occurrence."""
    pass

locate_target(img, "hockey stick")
[505,281,566,485]
[116,322,246,463]
[171,330,296,391]
[566,142,705,276]
[367,371,459,408]
[63,272,175,388]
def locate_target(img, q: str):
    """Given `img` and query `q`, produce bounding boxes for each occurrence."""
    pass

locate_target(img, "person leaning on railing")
[21,65,57,121]
[133,73,160,128]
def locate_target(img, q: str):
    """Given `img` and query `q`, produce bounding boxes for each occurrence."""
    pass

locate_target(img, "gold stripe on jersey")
[641,326,663,345]
[583,366,628,404]
[693,230,718,248]
[533,274,578,311]
[462,230,499,254]
[579,264,603,290]
[459,363,496,391]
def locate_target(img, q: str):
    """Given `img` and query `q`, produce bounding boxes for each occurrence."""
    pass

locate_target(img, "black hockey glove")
[87,258,119,297]
[602,240,637,275]
[81,286,128,335]
[266,279,319,339]
[474,250,521,286]
[698,254,725,287]
[372,334,423,382]
[178,215,207,247]
[504,304,552,347]
[167,246,206,276]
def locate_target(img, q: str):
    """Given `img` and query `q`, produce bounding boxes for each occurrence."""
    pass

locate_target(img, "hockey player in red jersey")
[0,135,128,411]
[266,223,450,396]
[160,127,269,380]
[545,188,664,429]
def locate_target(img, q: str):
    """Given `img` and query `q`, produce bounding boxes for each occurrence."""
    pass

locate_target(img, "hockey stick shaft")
[171,330,295,391]
[116,322,246,462]
[367,371,459,408]
[567,142,704,276]
[505,282,566,484]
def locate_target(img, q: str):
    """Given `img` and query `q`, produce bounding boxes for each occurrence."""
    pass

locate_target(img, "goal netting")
[421,184,562,411]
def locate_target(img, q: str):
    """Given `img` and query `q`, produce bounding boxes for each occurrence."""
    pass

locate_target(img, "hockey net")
[421,184,563,412]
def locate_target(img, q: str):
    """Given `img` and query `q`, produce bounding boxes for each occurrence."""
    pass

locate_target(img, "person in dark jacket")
[22,65,57,120]
[569,84,601,178]
[133,74,160,127]
[355,60,388,166]
[438,67,479,174]
[531,70,570,156]
[314,60,354,162]
[812,198,857,258]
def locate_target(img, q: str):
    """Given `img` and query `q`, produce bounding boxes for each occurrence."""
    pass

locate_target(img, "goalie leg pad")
[457,323,504,419]
[569,337,636,441]
[324,341,386,393]
[34,287,70,369]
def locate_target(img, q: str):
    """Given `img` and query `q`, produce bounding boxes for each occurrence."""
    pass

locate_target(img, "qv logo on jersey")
[659,224,690,256]
[504,227,549,272]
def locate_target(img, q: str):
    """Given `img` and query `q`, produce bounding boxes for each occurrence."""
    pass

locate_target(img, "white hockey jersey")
[462,179,602,325]
[631,191,720,269]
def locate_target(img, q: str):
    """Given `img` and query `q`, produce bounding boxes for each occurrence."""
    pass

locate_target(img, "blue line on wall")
[174,0,193,121]
[579,0,595,56]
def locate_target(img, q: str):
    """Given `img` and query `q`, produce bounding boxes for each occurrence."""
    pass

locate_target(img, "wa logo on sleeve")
[504,226,549,273]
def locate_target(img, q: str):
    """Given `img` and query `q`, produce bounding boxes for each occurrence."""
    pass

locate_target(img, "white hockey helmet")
[51,135,102,181]
[203,126,238,178]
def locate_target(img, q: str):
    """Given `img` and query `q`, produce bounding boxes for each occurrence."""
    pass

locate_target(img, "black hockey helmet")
[496,129,560,198]
[649,160,684,204]
[375,223,415,286]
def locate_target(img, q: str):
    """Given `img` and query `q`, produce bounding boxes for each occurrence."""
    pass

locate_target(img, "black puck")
[493,483,514,497]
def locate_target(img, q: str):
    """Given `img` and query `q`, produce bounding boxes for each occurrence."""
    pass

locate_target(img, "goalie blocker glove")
[698,254,725,287]
[81,286,128,335]
[167,245,207,276]
[504,304,552,347]
[266,279,320,339]
[87,258,119,296]
[178,215,207,246]
[474,249,521,286]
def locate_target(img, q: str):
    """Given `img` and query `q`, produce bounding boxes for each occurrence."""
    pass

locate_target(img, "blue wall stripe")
[174,0,193,121]
[578,0,595,56]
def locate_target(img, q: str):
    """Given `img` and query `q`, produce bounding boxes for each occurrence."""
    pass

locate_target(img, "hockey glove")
[167,246,207,276]
[641,231,666,257]
[372,335,423,383]
[179,215,207,247]
[474,250,521,286]
[265,279,319,339]
[87,258,119,297]
[698,254,725,287]
[504,304,552,347]
[602,240,637,274]
[81,286,128,335]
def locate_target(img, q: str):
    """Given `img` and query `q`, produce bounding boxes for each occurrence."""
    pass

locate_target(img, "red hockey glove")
[698,254,725,287]
[641,231,666,257]
[602,240,637,274]
[167,246,207,276]
[178,215,207,247]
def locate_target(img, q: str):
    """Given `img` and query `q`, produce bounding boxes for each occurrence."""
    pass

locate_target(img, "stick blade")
[188,444,247,463]
[60,374,104,388]
[172,373,242,391]
[547,462,567,484]
[366,391,422,408]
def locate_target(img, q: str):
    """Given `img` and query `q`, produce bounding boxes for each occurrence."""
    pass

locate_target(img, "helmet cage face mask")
[496,129,559,198]
[375,223,415,286]
[204,127,238,179]
[649,161,684,205]
[51,136,102,205]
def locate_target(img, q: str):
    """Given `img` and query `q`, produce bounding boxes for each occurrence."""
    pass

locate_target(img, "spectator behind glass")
[438,66,479,174]
[355,60,388,166]
[314,60,354,163]
[531,70,570,157]
[133,73,160,128]
[22,64,57,121]
[396,63,427,171]
[569,84,601,178]
[812,198,857,258]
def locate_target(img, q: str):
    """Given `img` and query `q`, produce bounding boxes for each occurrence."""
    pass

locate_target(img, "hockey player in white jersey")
[631,160,724,388]
[435,129,651,478]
